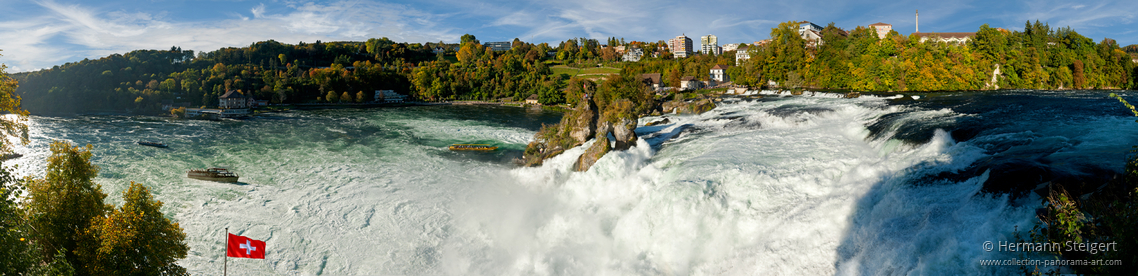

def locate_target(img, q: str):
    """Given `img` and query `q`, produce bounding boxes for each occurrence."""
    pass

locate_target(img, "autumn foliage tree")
[24,141,108,270]
[22,141,190,275]
[82,182,189,276]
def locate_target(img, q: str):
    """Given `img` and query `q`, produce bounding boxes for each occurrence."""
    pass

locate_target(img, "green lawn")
[549,65,621,80]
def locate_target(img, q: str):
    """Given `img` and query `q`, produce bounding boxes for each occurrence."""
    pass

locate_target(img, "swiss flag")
[227,233,266,259]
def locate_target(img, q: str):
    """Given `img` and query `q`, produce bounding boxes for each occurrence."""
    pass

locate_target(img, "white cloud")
[252,3,266,19]
[4,0,1138,72]
[0,0,459,72]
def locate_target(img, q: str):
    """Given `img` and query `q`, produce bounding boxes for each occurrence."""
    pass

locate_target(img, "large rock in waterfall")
[574,136,610,172]
[522,97,641,170]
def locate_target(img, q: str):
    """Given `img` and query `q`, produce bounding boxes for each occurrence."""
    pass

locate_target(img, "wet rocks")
[523,97,641,169]
[661,98,716,114]
[645,118,671,126]
[567,99,599,144]
[574,136,610,172]
[601,99,638,151]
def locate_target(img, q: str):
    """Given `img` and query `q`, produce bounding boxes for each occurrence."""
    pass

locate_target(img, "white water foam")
[8,97,1054,275]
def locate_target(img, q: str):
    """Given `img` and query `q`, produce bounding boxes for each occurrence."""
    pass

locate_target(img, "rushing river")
[8,91,1138,275]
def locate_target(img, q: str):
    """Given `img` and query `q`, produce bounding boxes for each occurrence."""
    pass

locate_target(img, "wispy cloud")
[3,0,1138,73]
[0,0,458,72]
[1015,0,1137,32]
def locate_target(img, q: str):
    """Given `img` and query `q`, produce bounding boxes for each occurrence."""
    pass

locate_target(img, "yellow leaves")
[84,181,188,274]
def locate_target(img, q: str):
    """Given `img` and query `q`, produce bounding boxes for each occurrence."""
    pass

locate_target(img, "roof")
[219,90,245,99]
[710,64,729,70]
[640,73,661,84]
[526,94,539,100]
[681,76,696,81]
[913,32,977,39]
[868,22,891,26]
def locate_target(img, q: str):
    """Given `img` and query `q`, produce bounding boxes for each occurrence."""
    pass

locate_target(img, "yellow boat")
[449,144,498,151]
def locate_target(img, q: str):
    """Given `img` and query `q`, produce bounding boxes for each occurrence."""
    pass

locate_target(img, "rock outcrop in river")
[522,97,640,171]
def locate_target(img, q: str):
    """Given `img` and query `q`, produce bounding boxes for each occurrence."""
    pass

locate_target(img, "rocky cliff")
[522,97,639,171]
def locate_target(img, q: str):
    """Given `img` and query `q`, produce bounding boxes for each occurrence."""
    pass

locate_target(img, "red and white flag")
[227,233,266,259]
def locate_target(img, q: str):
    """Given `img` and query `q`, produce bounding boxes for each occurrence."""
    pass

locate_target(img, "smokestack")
[916,9,919,33]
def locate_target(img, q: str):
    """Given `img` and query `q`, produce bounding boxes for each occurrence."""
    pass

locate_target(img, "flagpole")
[224,227,228,276]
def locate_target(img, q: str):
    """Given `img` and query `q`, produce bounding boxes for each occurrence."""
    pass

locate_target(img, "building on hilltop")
[623,47,644,62]
[911,10,974,44]
[869,22,892,39]
[722,43,740,52]
[668,34,694,58]
[701,35,720,55]
[483,41,512,52]
[798,21,826,46]
[735,44,750,65]
[709,64,730,83]
[913,32,976,44]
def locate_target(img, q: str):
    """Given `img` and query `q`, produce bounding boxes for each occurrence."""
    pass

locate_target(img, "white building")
[374,90,406,103]
[914,32,976,44]
[709,64,729,82]
[622,47,644,62]
[219,90,252,109]
[722,43,739,52]
[680,76,701,90]
[798,21,825,45]
[735,44,750,65]
[701,34,720,55]
[798,21,823,35]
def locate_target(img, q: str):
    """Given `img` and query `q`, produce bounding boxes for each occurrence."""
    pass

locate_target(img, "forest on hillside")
[10,21,1138,115]
[12,39,424,114]
[732,21,1137,91]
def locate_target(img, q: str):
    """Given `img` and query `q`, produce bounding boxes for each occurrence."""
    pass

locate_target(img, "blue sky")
[1,0,1135,72]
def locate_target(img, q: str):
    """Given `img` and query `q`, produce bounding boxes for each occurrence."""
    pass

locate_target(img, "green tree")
[460,34,478,45]
[355,91,365,103]
[0,56,28,154]
[326,90,338,103]
[0,165,37,275]
[0,51,36,275]
[340,91,352,103]
[83,182,189,276]
[24,141,108,270]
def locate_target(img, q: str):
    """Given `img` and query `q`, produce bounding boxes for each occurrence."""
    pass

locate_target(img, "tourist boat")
[137,141,168,148]
[187,168,239,183]
[448,144,498,151]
